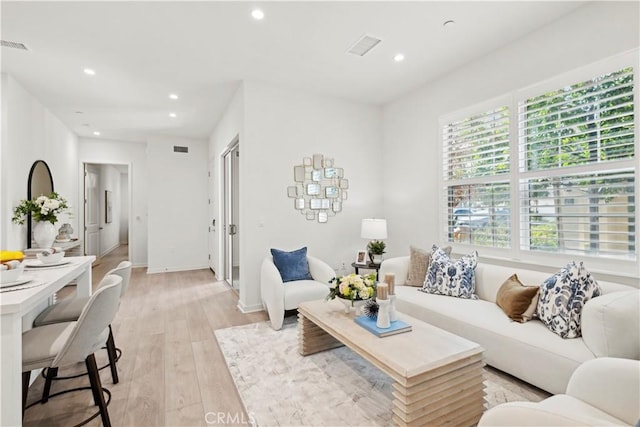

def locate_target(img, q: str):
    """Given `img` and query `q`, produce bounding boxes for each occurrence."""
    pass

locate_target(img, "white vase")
[337,298,366,315]
[34,221,56,249]
[372,254,383,264]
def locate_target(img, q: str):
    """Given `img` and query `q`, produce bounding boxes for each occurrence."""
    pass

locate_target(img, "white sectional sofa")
[379,256,640,394]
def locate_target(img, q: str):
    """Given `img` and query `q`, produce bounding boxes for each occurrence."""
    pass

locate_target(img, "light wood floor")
[23,245,267,427]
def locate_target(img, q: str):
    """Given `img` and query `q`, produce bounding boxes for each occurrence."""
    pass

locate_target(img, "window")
[442,106,511,247]
[441,58,636,264]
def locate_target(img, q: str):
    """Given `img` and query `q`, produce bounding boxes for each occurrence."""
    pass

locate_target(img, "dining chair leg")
[41,367,59,403]
[22,371,31,418]
[106,325,119,384]
[86,353,111,427]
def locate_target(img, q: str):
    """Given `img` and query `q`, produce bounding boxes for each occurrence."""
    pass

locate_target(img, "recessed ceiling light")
[83,68,96,76]
[443,20,455,27]
[169,112,177,118]
[93,131,101,136]
[251,9,264,20]
[394,53,405,62]
[169,93,179,100]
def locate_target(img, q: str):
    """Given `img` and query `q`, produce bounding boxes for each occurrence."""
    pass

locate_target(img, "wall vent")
[1,40,29,51]
[173,146,188,153]
[346,34,382,57]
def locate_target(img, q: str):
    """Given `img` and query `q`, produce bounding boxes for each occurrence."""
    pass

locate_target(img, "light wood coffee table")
[298,299,485,427]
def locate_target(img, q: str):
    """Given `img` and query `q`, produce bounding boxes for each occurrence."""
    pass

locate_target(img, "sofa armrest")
[379,256,410,285]
[479,402,590,426]
[307,256,335,286]
[260,257,285,326]
[582,290,640,359]
[566,357,640,425]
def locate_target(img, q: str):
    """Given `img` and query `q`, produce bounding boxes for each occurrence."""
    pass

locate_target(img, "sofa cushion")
[270,247,313,282]
[421,246,478,299]
[537,261,601,339]
[406,245,451,287]
[496,274,540,323]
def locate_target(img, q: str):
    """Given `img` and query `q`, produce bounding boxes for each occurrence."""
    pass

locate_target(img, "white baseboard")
[237,300,264,313]
[101,243,121,257]
[146,264,209,274]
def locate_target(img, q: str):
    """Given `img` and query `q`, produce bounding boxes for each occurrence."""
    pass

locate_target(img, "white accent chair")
[478,357,640,426]
[261,255,335,330]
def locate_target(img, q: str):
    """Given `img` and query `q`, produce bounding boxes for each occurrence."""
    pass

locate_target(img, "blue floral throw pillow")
[537,261,601,339]
[420,245,478,300]
[270,247,313,283]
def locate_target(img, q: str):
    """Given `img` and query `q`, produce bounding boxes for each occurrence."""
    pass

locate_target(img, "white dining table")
[0,255,96,427]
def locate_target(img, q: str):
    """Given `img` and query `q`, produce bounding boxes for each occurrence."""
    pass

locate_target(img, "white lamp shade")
[361,218,387,240]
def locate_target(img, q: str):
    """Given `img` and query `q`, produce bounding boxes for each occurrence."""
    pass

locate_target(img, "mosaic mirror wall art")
[287,154,349,223]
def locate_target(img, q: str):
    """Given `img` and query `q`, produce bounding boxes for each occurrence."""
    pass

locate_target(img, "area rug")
[215,318,548,427]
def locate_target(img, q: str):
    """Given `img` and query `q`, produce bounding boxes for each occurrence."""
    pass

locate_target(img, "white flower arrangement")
[12,192,70,224]
[327,272,377,304]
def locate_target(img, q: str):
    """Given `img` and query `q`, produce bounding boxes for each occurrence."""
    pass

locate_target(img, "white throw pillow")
[537,261,601,339]
[420,245,478,300]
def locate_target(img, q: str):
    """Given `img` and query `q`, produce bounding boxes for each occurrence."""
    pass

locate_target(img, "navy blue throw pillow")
[270,247,313,282]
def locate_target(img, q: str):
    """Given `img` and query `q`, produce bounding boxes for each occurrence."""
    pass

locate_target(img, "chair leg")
[86,353,111,427]
[22,371,31,418]
[106,325,119,384]
[42,367,58,403]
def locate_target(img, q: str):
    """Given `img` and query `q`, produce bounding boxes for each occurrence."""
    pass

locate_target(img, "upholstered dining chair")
[22,275,122,426]
[261,250,335,330]
[33,261,132,384]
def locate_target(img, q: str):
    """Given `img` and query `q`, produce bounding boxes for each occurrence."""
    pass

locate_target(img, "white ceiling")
[1,1,586,143]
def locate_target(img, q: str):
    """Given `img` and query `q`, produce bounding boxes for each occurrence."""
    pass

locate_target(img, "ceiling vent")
[1,40,29,51]
[346,34,382,57]
[173,146,189,153]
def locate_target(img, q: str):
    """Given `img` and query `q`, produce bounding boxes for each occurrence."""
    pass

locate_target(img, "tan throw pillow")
[496,274,540,323]
[406,245,451,287]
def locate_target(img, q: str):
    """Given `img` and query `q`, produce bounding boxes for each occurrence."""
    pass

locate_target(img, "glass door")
[223,142,240,290]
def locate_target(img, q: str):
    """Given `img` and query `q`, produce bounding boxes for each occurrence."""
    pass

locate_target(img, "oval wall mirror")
[27,160,54,248]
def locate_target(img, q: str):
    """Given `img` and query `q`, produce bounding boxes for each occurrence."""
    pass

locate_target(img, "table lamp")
[361,218,387,264]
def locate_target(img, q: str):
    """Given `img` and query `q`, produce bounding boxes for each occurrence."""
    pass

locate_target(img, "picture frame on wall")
[355,250,368,265]
[105,190,112,223]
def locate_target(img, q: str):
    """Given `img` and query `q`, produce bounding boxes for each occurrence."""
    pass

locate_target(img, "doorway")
[222,141,240,291]
[83,163,130,262]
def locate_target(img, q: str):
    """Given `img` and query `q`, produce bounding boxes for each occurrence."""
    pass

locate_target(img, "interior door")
[208,158,216,273]
[223,142,240,291]
[84,164,100,258]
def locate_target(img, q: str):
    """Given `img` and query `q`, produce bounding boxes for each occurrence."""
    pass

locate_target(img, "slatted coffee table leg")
[391,354,485,427]
[298,313,343,356]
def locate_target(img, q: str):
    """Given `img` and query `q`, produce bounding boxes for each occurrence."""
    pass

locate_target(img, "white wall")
[382,2,639,281]
[146,136,209,273]
[98,164,122,255]
[1,74,79,250]
[78,138,147,266]
[212,80,383,311]
[208,84,244,276]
